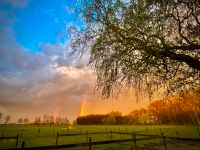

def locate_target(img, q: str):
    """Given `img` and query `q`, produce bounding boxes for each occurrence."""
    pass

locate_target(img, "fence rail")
[2,136,163,150]
[0,136,18,140]
[1,131,200,150]
[0,135,19,149]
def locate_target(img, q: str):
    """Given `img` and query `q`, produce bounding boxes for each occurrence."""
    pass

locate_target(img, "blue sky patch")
[10,0,76,52]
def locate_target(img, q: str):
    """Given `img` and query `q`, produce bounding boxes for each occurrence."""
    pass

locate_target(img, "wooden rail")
[0,134,19,149]
[2,136,162,150]
[1,131,200,150]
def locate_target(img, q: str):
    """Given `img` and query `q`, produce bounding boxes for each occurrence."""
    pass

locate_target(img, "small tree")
[0,113,2,122]
[18,118,23,124]
[50,115,54,124]
[24,118,29,124]
[34,117,41,125]
[5,115,10,124]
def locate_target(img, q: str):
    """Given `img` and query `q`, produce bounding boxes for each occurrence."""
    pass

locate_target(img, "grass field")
[0,125,200,149]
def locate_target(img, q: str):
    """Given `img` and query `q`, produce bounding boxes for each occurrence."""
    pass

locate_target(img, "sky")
[0,0,149,123]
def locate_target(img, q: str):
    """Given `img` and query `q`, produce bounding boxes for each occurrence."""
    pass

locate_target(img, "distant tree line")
[77,112,129,125]
[0,112,70,125]
[77,91,200,125]
[34,115,70,125]
[18,118,29,124]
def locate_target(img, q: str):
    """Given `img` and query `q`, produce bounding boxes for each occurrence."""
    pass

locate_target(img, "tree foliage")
[70,0,200,98]
[102,115,117,125]
[76,91,200,125]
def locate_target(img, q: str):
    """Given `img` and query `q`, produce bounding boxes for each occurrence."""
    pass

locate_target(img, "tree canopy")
[69,0,200,98]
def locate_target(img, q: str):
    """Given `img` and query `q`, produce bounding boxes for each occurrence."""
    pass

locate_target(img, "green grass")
[0,125,200,149]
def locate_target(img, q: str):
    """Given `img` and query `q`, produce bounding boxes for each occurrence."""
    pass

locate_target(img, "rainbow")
[79,99,85,116]
[79,88,93,117]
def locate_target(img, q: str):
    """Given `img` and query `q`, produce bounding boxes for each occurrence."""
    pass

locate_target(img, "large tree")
[69,0,200,98]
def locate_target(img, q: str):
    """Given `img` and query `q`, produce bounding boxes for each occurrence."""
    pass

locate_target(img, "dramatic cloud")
[0,27,94,121]
[0,3,95,122]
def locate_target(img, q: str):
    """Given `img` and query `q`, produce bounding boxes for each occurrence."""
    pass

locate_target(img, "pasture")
[0,125,200,149]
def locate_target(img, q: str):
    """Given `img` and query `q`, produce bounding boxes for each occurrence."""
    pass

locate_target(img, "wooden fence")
[0,135,19,149]
[1,131,200,150]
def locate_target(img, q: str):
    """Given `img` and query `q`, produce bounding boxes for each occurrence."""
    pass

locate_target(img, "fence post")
[175,129,179,138]
[118,128,120,133]
[38,128,40,137]
[162,134,167,150]
[1,130,4,137]
[133,131,137,150]
[111,130,112,141]
[86,131,88,143]
[197,128,200,137]
[56,132,58,145]
[160,128,163,135]
[21,129,24,137]
[146,127,148,135]
[15,134,19,148]
[53,127,55,136]
[131,131,134,149]
[21,141,25,148]
[89,137,92,150]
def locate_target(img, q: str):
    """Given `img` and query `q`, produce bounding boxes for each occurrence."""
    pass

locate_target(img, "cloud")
[0,0,29,8]
[65,5,75,15]
[0,4,95,122]
[0,48,94,122]
[0,33,94,121]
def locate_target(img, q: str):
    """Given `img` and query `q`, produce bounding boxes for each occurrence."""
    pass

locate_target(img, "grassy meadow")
[0,125,200,149]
